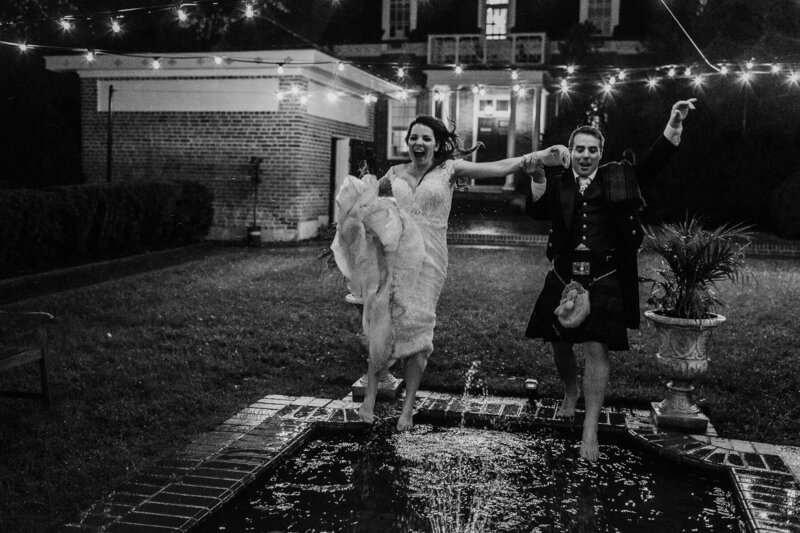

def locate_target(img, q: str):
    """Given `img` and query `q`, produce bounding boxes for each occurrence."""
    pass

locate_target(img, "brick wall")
[80,75,375,242]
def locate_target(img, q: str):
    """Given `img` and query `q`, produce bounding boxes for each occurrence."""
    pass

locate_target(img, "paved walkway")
[447,211,800,257]
[64,391,800,533]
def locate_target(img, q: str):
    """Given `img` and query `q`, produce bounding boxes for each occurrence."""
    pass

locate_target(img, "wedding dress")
[331,160,456,368]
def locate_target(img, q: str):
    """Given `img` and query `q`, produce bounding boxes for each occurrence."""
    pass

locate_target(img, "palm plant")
[641,216,754,319]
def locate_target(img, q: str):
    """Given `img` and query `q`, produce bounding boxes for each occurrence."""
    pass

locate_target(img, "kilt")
[525,263,629,351]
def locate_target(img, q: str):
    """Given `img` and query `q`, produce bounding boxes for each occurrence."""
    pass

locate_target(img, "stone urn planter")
[645,310,726,432]
[641,216,753,433]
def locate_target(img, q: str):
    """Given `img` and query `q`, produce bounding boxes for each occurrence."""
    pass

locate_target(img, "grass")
[0,245,798,532]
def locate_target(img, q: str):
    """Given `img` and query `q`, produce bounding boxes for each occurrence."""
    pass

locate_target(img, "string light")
[746,59,754,70]
[513,83,521,93]
[337,61,345,72]
[244,3,256,18]
[326,89,338,101]
[617,70,626,80]
[454,65,463,75]
[667,67,676,77]
[214,55,223,65]
[176,8,188,22]
[277,63,284,74]
[397,67,405,78]
[59,18,73,32]
[771,64,781,74]
[111,18,122,33]
[299,94,308,105]
[646,77,658,90]
[85,50,95,62]
[720,65,729,75]
[510,69,518,80]
[566,65,576,75]
[17,43,28,52]
[152,57,161,70]
[275,90,285,101]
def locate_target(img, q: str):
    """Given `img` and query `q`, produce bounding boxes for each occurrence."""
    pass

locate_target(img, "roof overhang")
[45,48,403,96]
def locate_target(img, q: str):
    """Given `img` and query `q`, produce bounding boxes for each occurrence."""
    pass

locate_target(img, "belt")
[554,250,617,279]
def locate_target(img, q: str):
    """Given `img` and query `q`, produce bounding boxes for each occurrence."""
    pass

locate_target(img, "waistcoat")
[567,182,616,253]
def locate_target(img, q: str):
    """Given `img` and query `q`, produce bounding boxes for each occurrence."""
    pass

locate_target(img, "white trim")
[45,49,403,96]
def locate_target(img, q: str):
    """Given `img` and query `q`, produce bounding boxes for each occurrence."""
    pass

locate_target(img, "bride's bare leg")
[397,352,427,431]
[358,357,380,423]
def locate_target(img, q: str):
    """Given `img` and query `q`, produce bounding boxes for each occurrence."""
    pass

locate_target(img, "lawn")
[0,245,798,532]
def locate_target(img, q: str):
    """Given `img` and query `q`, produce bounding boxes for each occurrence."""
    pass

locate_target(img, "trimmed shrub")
[770,172,800,239]
[0,180,213,278]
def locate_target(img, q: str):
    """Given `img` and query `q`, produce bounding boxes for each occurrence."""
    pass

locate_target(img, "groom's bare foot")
[556,388,580,418]
[396,413,414,432]
[358,404,375,424]
[580,427,599,462]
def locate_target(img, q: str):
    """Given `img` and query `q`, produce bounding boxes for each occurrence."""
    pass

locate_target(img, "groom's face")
[571,133,602,178]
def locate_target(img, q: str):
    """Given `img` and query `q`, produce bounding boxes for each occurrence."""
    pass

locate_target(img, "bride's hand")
[522,153,544,176]
[539,145,570,168]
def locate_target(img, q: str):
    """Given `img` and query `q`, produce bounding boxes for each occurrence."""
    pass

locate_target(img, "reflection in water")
[208,424,744,533]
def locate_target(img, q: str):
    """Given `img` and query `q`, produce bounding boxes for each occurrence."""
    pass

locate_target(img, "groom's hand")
[522,153,545,182]
[669,98,697,128]
[540,145,570,168]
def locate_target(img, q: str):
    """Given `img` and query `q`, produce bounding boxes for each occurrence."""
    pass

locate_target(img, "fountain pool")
[201,424,744,532]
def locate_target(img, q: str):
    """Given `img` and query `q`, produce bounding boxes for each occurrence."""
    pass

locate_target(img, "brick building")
[45,49,401,242]
[45,0,660,241]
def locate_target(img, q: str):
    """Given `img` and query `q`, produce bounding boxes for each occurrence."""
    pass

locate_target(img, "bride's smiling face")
[406,124,438,166]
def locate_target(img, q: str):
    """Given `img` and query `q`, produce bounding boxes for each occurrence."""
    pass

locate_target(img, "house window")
[386,0,411,40]
[581,0,620,37]
[485,0,509,40]
[388,97,418,159]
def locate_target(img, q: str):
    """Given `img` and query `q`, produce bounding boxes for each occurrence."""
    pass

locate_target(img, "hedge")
[770,172,800,240]
[0,180,213,279]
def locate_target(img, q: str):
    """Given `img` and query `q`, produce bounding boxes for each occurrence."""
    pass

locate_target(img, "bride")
[332,115,568,431]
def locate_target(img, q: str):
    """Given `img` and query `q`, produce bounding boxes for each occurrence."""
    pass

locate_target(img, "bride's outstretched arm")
[450,145,570,181]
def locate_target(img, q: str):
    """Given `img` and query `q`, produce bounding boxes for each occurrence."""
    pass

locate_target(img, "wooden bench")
[0,311,54,407]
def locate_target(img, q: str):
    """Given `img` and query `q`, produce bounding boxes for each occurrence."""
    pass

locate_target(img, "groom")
[522,99,697,461]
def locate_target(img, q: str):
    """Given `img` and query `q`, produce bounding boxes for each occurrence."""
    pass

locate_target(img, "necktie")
[577,177,591,195]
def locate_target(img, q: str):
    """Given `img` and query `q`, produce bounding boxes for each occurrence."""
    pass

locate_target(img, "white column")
[504,87,517,190]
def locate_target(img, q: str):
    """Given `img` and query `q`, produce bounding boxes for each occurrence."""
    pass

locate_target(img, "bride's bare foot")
[358,404,374,424]
[396,413,413,432]
[556,387,580,418]
[580,427,599,462]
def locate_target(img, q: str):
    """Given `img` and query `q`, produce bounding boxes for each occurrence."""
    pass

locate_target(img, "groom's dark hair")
[568,125,605,151]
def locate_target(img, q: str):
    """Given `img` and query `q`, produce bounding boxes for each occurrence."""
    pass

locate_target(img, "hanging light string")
[659,0,720,73]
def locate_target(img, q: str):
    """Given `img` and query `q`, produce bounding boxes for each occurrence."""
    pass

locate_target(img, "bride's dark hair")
[404,115,481,175]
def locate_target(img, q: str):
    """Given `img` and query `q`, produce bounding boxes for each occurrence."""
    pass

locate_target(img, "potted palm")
[641,216,753,431]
